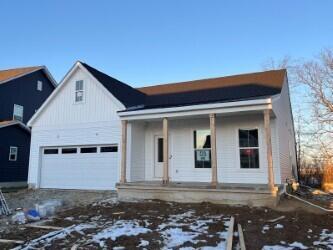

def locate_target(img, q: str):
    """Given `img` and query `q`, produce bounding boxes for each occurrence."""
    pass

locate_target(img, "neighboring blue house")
[0,66,56,187]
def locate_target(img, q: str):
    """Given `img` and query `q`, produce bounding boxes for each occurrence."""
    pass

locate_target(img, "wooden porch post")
[210,114,218,187]
[120,120,127,183]
[163,117,169,184]
[264,109,275,190]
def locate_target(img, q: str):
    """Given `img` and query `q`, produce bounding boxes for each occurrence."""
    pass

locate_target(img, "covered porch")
[117,98,281,206]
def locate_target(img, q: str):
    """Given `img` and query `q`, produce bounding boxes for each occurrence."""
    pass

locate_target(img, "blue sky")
[0,1,332,87]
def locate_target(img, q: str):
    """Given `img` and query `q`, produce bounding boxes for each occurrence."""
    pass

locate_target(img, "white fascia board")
[119,98,272,121]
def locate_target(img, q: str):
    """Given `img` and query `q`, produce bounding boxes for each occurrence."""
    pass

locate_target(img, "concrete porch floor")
[116,181,283,207]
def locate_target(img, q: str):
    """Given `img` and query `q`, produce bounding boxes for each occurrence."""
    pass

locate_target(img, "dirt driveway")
[0,190,332,249]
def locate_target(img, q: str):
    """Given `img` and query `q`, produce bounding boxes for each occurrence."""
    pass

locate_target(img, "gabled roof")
[80,62,145,108]
[0,66,57,86]
[138,69,286,95]
[0,120,30,132]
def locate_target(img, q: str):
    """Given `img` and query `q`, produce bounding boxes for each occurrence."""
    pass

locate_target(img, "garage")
[40,145,119,190]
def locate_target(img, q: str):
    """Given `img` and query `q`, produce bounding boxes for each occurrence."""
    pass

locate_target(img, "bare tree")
[295,49,333,135]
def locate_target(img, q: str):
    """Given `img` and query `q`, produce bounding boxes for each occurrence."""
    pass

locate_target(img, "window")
[193,130,211,168]
[75,80,84,103]
[239,129,259,169]
[37,80,43,91]
[9,146,18,161]
[44,148,58,154]
[100,146,118,153]
[62,148,77,154]
[13,104,24,122]
[81,147,97,153]
[157,138,163,163]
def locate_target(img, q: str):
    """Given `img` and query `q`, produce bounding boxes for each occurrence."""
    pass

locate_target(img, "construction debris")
[0,189,11,215]
[24,224,63,230]
[267,215,285,223]
[238,223,246,250]
[0,239,24,244]
[226,216,235,250]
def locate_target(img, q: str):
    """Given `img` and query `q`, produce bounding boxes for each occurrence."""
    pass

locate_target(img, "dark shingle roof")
[129,84,281,111]
[80,62,145,108]
[80,62,286,111]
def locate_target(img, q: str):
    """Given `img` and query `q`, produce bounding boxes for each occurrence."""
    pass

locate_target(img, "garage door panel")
[40,145,119,190]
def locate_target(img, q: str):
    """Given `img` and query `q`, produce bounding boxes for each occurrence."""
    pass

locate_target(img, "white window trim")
[74,80,85,104]
[237,127,262,171]
[9,146,18,161]
[13,104,24,122]
[37,80,43,91]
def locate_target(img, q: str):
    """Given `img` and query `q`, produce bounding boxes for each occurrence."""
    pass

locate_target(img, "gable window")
[75,80,84,103]
[9,146,18,161]
[194,130,211,168]
[13,104,24,122]
[37,80,43,91]
[239,129,259,169]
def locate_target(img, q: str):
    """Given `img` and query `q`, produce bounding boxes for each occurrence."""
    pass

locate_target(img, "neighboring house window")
[9,146,18,161]
[75,80,84,103]
[37,80,43,91]
[239,129,259,169]
[13,104,24,122]
[193,130,211,168]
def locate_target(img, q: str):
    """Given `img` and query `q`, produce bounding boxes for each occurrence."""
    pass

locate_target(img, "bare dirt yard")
[0,189,332,250]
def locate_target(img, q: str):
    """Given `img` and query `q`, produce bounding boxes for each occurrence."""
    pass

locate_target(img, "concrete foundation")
[0,181,27,188]
[117,182,281,207]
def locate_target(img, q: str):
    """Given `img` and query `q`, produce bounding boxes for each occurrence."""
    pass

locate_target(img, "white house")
[28,61,297,206]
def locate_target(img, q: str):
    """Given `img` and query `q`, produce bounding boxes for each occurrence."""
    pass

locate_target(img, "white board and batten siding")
[28,66,123,190]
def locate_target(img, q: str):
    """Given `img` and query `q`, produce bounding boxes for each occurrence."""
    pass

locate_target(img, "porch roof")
[118,97,274,120]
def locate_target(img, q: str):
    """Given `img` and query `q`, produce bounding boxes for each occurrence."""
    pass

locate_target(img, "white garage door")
[40,145,119,190]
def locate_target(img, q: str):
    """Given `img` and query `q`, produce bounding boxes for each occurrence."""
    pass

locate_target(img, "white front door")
[154,135,164,178]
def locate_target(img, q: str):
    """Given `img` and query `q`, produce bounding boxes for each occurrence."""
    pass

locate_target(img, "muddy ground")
[0,194,332,250]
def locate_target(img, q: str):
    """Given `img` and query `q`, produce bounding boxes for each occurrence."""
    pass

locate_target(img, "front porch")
[117,181,282,207]
[117,99,282,206]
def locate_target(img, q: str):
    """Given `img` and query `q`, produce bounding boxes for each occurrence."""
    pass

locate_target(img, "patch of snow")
[64,216,74,221]
[161,228,199,248]
[262,225,270,234]
[262,245,293,250]
[289,242,308,249]
[200,241,227,250]
[274,224,284,229]
[92,220,151,247]
[313,229,333,248]
[307,229,312,233]
[262,242,308,250]
[138,239,149,247]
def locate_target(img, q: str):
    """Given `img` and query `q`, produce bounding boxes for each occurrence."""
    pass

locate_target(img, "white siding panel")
[129,122,146,181]
[272,78,297,182]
